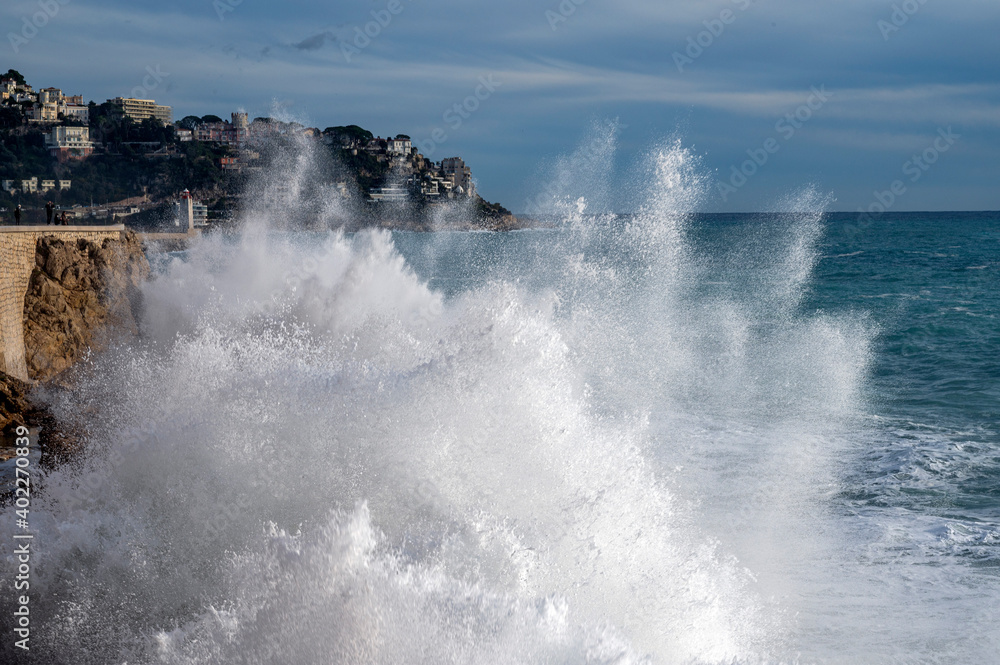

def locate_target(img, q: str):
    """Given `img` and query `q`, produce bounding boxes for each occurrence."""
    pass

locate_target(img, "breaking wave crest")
[3,134,875,664]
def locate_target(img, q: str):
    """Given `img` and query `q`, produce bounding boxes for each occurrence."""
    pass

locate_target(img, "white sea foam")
[11,129,990,664]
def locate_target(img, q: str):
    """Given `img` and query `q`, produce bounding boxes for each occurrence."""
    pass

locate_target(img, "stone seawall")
[0,226,129,382]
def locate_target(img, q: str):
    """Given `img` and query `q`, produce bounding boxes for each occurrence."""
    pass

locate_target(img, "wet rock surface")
[23,231,149,383]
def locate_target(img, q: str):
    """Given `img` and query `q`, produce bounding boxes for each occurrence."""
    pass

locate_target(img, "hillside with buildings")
[0,68,516,230]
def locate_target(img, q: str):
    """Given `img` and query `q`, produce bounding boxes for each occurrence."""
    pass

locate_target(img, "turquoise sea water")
[817,214,999,537]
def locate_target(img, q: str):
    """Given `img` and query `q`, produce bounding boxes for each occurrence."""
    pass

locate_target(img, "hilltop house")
[45,126,94,161]
[387,135,412,155]
[195,113,248,146]
[441,157,475,198]
[27,88,90,124]
[1,76,36,104]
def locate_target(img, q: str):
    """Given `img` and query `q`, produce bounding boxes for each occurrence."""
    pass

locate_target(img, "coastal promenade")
[0,225,126,381]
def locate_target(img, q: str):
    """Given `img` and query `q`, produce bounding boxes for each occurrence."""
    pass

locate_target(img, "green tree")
[0,106,22,129]
[177,115,202,130]
[2,69,26,86]
[136,117,174,143]
[324,125,374,144]
[90,101,130,144]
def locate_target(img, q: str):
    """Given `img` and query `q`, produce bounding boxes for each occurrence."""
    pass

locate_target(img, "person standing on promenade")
[45,200,54,225]
[61,211,68,225]
[14,204,21,225]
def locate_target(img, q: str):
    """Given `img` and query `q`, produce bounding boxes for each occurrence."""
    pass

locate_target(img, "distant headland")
[0,68,522,231]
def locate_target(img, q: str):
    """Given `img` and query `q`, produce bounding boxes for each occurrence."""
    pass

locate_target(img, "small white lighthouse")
[178,189,193,232]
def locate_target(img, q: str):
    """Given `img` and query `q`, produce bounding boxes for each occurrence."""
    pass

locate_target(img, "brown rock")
[22,231,150,383]
[0,371,30,436]
[0,369,81,471]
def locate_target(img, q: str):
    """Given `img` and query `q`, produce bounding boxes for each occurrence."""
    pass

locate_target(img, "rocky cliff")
[22,231,149,382]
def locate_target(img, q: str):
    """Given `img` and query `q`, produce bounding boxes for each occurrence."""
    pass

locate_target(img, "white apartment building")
[1,178,71,194]
[62,104,90,123]
[440,157,475,197]
[45,126,94,160]
[192,202,208,227]
[109,97,173,124]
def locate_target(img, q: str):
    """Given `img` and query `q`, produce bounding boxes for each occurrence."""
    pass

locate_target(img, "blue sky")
[4,0,999,212]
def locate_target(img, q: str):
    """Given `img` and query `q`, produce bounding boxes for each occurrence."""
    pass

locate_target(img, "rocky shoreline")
[0,230,149,482]
[0,371,76,470]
